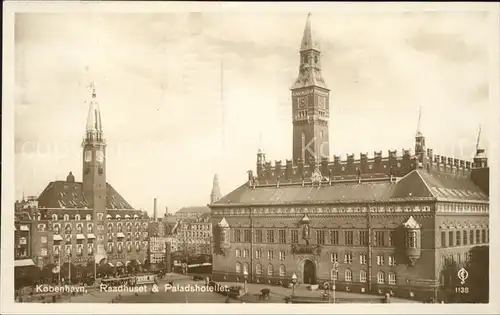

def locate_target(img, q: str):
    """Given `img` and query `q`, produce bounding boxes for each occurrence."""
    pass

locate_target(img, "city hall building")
[209,14,490,301]
[16,86,150,274]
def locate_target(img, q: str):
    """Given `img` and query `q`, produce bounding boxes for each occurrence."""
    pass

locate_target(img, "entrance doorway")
[303,259,316,284]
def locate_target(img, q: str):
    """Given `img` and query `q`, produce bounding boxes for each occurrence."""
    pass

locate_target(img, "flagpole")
[58,255,61,285]
[68,254,71,284]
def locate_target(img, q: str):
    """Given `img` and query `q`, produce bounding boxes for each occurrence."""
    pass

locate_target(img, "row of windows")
[49,213,144,221]
[234,262,396,285]
[440,229,488,247]
[234,249,396,267]
[232,229,397,247]
[330,253,396,266]
[51,223,148,235]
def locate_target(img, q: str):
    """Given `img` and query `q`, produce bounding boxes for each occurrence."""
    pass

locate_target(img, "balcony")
[291,244,322,255]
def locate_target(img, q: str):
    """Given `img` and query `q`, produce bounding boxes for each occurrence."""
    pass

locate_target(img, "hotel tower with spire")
[209,13,489,302]
[16,84,150,276]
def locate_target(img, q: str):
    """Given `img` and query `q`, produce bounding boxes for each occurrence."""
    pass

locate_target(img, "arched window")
[331,269,338,281]
[97,213,103,221]
[75,214,81,221]
[87,223,94,233]
[86,214,92,221]
[360,270,367,283]
[243,262,249,274]
[267,264,274,276]
[345,269,352,282]
[236,262,242,274]
[388,272,396,285]
[52,214,58,221]
[76,224,83,234]
[255,264,262,275]
[64,214,69,221]
[377,271,385,284]
[279,265,286,277]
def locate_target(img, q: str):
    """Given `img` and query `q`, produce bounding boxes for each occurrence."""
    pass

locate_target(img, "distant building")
[149,236,169,265]
[14,212,36,268]
[175,206,211,220]
[176,213,212,256]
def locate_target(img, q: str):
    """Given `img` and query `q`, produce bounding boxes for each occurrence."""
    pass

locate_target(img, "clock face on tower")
[298,97,307,109]
[318,96,326,109]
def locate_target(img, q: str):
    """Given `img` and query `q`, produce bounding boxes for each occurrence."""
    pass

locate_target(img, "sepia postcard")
[2,1,499,314]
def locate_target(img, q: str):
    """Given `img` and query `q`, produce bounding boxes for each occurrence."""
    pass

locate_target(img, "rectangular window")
[279,251,286,261]
[463,231,468,245]
[331,253,338,263]
[236,249,241,258]
[256,230,263,243]
[233,229,241,243]
[267,250,274,260]
[359,253,367,265]
[244,229,252,243]
[359,231,368,246]
[482,229,486,243]
[388,231,395,246]
[375,231,385,247]
[291,230,299,244]
[41,248,48,256]
[476,230,480,244]
[330,230,339,245]
[456,231,461,246]
[449,231,454,247]
[441,231,446,247]
[267,230,274,243]
[470,230,474,244]
[278,229,286,244]
[377,255,384,266]
[388,255,396,266]
[344,253,352,264]
[317,230,325,245]
[243,249,249,258]
[344,231,354,245]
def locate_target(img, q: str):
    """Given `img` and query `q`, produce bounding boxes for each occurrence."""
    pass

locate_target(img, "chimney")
[153,198,158,221]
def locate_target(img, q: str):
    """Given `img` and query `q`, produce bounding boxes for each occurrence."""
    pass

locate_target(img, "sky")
[14,9,493,214]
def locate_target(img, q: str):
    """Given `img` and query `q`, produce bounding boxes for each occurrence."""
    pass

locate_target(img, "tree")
[41,264,57,283]
[464,246,489,303]
[15,265,41,290]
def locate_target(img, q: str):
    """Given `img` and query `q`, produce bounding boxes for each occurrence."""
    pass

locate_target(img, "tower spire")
[85,81,103,134]
[292,13,327,90]
[476,124,482,151]
[300,12,320,52]
[210,174,221,204]
[416,106,423,137]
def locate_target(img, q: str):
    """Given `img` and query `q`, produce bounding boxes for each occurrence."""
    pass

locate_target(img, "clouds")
[14,10,493,213]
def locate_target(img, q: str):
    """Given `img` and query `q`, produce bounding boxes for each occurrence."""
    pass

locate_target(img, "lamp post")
[332,262,339,304]
[291,273,297,297]
[243,270,248,294]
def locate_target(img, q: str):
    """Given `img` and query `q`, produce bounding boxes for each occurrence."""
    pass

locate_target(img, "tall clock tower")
[291,13,330,164]
[82,83,107,257]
